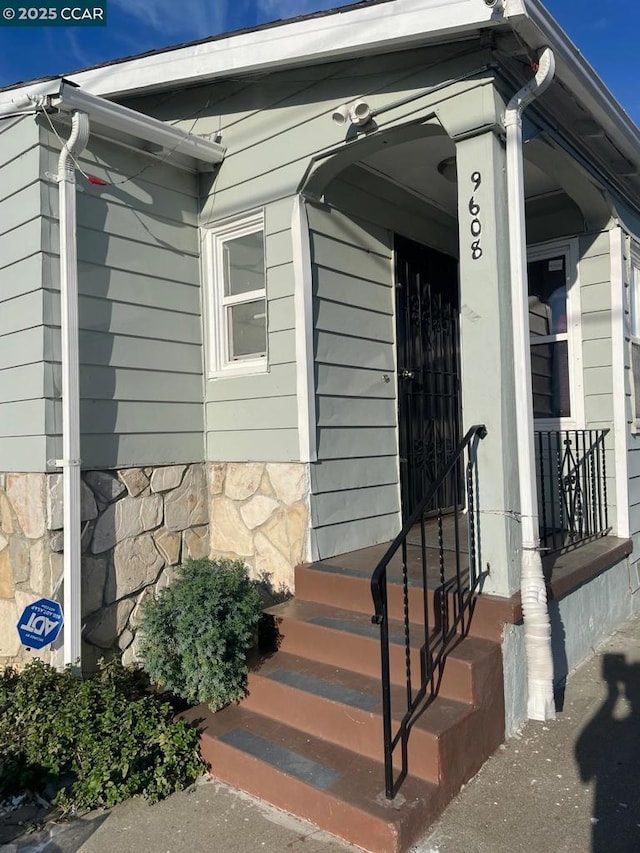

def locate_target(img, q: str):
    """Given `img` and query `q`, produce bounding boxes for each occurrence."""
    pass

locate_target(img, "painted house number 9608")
[469,171,483,260]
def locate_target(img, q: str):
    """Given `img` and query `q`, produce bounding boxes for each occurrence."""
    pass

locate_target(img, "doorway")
[395,235,462,519]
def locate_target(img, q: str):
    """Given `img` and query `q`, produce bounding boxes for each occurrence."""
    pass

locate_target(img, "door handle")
[399,369,415,380]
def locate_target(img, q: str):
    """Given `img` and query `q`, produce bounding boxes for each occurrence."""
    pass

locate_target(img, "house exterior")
[2,1,640,847]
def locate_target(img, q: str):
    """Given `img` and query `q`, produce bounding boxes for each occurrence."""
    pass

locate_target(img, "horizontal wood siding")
[205,198,299,462]
[127,44,484,471]
[0,116,46,471]
[307,162,468,559]
[40,131,204,469]
[125,43,489,223]
[308,194,399,559]
[579,231,617,531]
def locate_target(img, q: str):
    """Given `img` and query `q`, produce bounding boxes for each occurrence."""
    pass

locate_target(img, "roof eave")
[509,0,640,173]
[0,0,504,105]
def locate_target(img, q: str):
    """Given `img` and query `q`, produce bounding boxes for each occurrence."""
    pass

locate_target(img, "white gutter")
[504,46,556,722]
[0,79,226,170]
[57,110,90,671]
[291,195,318,466]
[51,81,224,169]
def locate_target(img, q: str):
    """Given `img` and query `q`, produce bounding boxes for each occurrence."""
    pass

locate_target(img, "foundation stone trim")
[208,461,310,593]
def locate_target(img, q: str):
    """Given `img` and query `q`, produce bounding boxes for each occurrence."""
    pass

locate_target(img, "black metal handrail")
[370,424,487,799]
[535,429,611,554]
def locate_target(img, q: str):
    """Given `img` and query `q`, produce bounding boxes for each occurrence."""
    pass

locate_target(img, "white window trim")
[203,211,268,379]
[528,237,585,431]
[629,242,640,431]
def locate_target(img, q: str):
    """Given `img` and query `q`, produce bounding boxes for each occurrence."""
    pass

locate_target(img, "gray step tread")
[249,651,475,736]
[265,597,497,662]
[195,703,438,820]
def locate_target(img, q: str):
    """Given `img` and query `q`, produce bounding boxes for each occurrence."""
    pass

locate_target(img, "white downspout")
[504,48,557,721]
[57,111,90,671]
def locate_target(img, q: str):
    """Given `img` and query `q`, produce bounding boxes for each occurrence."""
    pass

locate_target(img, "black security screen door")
[395,235,462,518]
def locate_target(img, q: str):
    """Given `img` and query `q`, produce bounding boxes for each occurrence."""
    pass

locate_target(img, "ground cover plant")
[0,658,202,814]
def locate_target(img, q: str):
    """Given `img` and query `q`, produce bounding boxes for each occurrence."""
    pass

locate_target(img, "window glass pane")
[531,340,570,418]
[528,256,567,337]
[228,299,267,360]
[223,231,265,297]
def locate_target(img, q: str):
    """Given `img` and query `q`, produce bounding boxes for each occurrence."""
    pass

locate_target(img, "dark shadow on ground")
[0,803,109,852]
[549,599,569,711]
[575,653,640,852]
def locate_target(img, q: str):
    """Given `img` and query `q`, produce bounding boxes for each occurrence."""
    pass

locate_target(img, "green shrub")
[0,658,202,813]
[139,558,263,709]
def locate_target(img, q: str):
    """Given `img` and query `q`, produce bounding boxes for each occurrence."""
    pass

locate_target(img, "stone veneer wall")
[207,462,310,593]
[1,461,311,671]
[0,473,62,667]
[0,465,209,670]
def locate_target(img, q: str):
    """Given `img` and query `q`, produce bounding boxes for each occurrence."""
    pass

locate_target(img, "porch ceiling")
[361,133,567,220]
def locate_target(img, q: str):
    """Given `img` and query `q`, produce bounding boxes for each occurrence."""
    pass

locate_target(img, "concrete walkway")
[415,612,640,853]
[3,613,639,853]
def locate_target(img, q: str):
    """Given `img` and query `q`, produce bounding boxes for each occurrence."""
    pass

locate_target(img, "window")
[528,241,582,425]
[629,250,640,422]
[206,212,267,377]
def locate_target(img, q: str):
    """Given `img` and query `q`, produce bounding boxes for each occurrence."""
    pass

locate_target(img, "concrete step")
[296,545,472,624]
[243,651,500,787]
[189,703,443,853]
[264,598,499,705]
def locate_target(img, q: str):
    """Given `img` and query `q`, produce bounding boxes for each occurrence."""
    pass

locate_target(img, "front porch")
[190,509,630,853]
[192,411,628,853]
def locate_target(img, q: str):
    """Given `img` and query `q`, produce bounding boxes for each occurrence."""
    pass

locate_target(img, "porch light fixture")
[331,99,373,127]
[437,156,458,183]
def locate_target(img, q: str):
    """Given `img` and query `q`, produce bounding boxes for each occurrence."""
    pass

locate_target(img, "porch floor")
[313,511,472,591]
[310,512,631,604]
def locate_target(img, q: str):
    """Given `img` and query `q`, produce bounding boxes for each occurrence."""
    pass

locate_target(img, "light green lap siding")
[324,165,458,258]
[2,254,44,303]
[308,194,398,559]
[0,437,48,472]
[308,166,463,559]
[153,44,485,469]
[0,400,46,436]
[128,43,488,224]
[205,198,299,463]
[0,363,45,403]
[39,130,204,470]
[578,231,618,531]
[206,429,300,463]
[0,116,47,471]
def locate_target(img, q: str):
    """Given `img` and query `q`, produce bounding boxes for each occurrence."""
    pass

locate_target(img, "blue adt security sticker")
[17,598,64,650]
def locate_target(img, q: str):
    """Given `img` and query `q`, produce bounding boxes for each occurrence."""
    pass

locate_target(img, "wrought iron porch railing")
[370,424,487,800]
[534,429,611,554]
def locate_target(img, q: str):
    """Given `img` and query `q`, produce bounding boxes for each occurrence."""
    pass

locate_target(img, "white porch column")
[453,128,522,597]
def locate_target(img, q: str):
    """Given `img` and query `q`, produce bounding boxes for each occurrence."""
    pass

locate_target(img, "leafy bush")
[0,658,202,813]
[139,558,263,709]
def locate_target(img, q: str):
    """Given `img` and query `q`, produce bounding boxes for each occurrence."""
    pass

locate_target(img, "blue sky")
[0,1,638,125]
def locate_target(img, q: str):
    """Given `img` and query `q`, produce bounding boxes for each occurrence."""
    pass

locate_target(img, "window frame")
[628,242,640,429]
[204,211,268,379]
[527,238,584,430]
